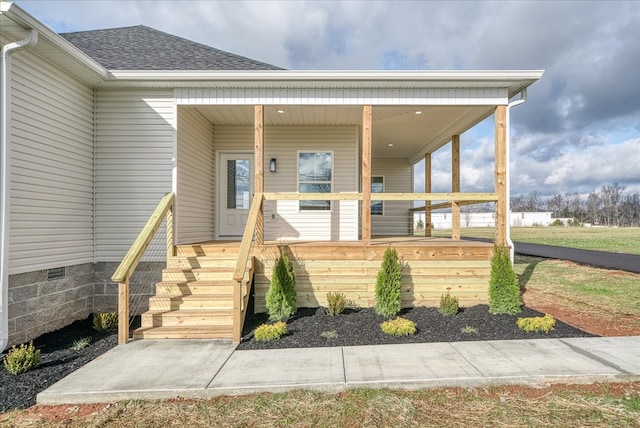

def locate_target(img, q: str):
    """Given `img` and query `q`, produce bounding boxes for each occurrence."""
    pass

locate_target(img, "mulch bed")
[237,305,594,350]
[1,306,593,412]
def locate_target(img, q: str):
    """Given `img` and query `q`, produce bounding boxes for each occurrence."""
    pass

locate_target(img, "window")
[298,152,332,211]
[371,176,384,215]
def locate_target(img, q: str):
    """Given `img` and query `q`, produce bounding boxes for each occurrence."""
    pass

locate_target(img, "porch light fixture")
[270,158,277,172]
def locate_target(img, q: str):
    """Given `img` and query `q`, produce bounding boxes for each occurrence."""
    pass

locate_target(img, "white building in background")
[413,211,553,229]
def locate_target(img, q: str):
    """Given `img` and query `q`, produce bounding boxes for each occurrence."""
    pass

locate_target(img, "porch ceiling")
[191,104,495,160]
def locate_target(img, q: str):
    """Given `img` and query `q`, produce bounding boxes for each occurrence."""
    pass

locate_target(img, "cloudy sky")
[18,0,640,198]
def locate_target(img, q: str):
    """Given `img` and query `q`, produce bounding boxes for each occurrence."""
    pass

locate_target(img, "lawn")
[514,255,640,334]
[431,226,640,254]
[2,384,638,427]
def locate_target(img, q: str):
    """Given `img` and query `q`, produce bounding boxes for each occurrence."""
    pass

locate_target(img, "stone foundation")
[6,261,164,347]
[8,263,94,347]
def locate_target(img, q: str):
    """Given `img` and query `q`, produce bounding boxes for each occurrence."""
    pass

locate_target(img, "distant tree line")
[510,183,639,227]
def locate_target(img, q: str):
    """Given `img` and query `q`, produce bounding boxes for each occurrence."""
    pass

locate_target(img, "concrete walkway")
[37,336,640,405]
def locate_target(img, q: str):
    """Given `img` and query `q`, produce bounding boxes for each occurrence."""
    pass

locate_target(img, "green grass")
[2,384,638,427]
[514,255,640,316]
[431,226,640,254]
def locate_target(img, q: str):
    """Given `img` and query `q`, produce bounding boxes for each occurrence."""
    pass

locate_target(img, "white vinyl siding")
[9,52,94,274]
[371,158,413,236]
[176,107,214,243]
[212,126,358,240]
[94,90,175,261]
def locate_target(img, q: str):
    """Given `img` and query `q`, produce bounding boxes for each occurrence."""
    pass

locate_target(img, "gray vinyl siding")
[176,107,214,244]
[94,89,175,262]
[213,126,359,241]
[371,158,413,236]
[9,52,94,275]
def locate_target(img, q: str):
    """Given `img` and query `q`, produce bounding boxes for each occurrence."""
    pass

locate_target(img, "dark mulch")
[0,316,135,412]
[237,305,595,350]
[1,306,592,412]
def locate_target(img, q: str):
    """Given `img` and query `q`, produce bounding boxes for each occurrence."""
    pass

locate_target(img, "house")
[0,2,543,348]
[412,211,554,229]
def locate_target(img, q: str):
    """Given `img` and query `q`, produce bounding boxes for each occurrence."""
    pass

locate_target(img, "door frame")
[216,150,254,239]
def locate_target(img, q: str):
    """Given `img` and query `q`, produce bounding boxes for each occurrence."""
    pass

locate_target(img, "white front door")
[217,153,254,238]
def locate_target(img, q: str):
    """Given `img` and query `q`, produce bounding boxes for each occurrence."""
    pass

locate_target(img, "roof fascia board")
[107,69,544,83]
[1,1,108,80]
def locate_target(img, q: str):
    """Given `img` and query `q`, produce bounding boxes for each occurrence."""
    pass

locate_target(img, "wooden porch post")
[254,105,264,245]
[494,105,508,246]
[362,105,372,246]
[451,135,460,240]
[424,152,432,237]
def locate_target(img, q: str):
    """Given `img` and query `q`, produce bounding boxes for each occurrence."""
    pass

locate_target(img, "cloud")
[17,0,640,200]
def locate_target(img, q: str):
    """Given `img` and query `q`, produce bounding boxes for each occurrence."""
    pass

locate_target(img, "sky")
[17,0,640,199]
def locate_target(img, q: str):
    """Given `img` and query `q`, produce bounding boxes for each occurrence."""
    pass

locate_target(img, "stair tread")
[150,294,233,300]
[133,325,233,339]
[156,280,237,286]
[135,325,232,333]
[143,308,233,315]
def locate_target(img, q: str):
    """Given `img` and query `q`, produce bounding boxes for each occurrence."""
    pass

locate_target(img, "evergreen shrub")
[375,247,402,318]
[488,245,522,315]
[380,317,417,336]
[266,246,297,321]
[254,322,288,341]
[3,341,40,375]
[93,312,118,333]
[326,292,347,316]
[517,314,556,333]
[438,290,459,316]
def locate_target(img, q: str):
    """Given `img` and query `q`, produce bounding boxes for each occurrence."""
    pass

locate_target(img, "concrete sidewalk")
[37,336,640,405]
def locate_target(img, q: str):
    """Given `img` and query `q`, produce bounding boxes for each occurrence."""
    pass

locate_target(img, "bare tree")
[600,183,625,226]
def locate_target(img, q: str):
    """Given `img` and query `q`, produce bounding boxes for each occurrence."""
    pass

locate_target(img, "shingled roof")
[60,25,283,71]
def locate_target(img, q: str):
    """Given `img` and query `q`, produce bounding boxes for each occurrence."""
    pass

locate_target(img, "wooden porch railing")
[232,192,263,343]
[263,191,498,240]
[111,192,175,344]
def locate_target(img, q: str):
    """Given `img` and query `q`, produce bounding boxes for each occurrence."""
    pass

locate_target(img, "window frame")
[371,175,384,216]
[297,150,334,212]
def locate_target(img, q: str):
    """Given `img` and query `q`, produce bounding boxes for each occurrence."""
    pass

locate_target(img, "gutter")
[505,89,527,263]
[1,28,38,352]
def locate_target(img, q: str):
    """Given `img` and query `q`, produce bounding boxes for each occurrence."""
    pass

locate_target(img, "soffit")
[189,104,494,160]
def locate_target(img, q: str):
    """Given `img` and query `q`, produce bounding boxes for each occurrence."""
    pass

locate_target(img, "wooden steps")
[133,244,241,340]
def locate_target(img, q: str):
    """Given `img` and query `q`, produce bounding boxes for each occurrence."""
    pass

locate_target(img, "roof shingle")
[60,25,283,71]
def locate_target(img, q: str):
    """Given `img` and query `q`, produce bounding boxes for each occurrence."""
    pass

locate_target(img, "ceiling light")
[415,110,423,115]
[277,109,285,114]
[388,143,394,147]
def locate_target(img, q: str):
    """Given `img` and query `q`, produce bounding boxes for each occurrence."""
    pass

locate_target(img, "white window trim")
[297,150,334,212]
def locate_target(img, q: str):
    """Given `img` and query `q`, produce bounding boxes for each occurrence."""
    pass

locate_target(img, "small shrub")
[438,290,459,316]
[320,330,338,339]
[380,317,417,336]
[93,312,118,333]
[3,341,40,375]
[254,321,288,341]
[461,325,478,334]
[326,292,347,316]
[266,247,297,321]
[551,219,563,226]
[517,314,556,333]
[488,245,522,315]
[375,247,403,318]
[71,337,92,350]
